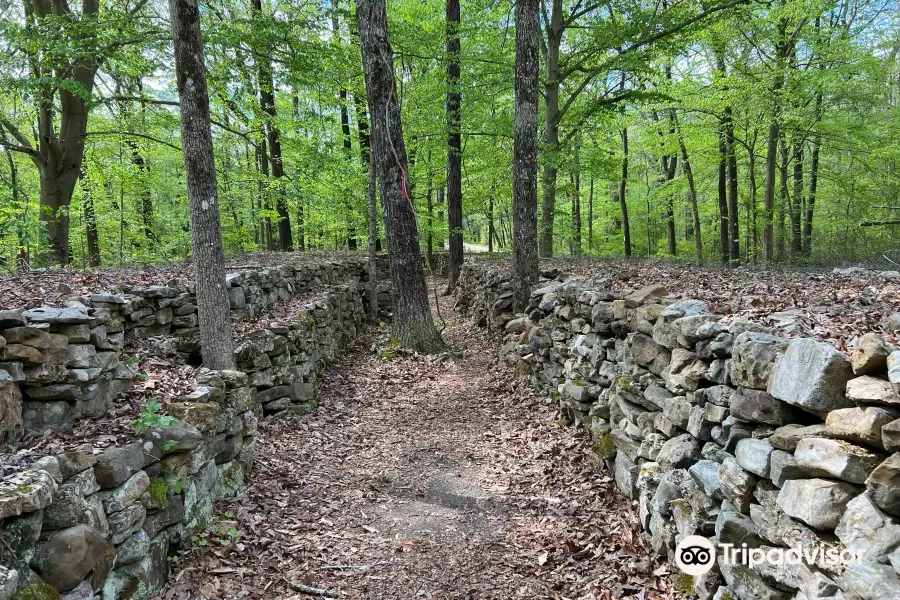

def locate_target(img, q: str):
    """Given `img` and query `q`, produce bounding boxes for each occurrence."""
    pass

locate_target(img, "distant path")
[164,286,673,599]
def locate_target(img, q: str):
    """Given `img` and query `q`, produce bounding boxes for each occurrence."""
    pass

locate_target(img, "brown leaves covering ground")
[540,257,900,350]
[0,251,360,309]
[164,291,676,600]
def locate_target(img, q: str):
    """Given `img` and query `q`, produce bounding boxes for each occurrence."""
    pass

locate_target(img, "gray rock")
[735,438,774,478]
[852,333,891,375]
[95,471,150,514]
[768,339,855,416]
[624,284,666,308]
[716,507,763,548]
[866,453,900,516]
[0,469,56,520]
[60,581,93,600]
[2,327,51,348]
[107,502,146,544]
[794,438,884,484]
[718,558,792,600]
[36,524,115,592]
[656,433,701,469]
[144,419,202,455]
[719,456,757,513]
[777,478,859,531]
[839,561,900,600]
[884,419,900,453]
[846,375,897,405]
[94,443,144,489]
[56,445,96,479]
[730,387,794,425]
[613,453,637,499]
[770,424,828,452]
[888,350,900,395]
[835,492,900,562]
[115,529,151,565]
[0,310,25,329]
[689,460,723,499]
[826,406,899,449]
[730,332,788,390]
[770,450,807,487]
[0,566,17,600]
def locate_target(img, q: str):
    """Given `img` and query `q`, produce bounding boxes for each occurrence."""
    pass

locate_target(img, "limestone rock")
[866,453,900,516]
[825,406,897,450]
[777,478,859,531]
[718,557,791,600]
[656,433,701,470]
[625,284,666,308]
[729,387,794,425]
[0,382,22,444]
[96,471,150,514]
[144,419,201,455]
[794,438,884,484]
[730,332,788,390]
[107,503,146,545]
[36,524,115,593]
[735,438,774,478]
[770,424,827,452]
[835,492,900,562]
[719,456,757,512]
[839,560,900,600]
[846,375,897,405]
[0,470,56,520]
[94,444,144,489]
[716,507,763,548]
[768,339,854,416]
[884,419,900,453]
[689,460,722,499]
[770,450,807,487]
[55,446,96,480]
[852,333,891,375]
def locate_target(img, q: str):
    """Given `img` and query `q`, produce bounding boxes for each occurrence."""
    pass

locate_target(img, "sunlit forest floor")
[162,287,676,600]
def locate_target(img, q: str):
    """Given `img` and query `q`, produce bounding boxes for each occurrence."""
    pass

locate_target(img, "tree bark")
[356,0,444,352]
[619,128,631,258]
[539,0,562,258]
[170,0,235,370]
[725,106,739,264]
[587,177,593,252]
[675,113,702,264]
[805,113,821,255]
[80,168,101,267]
[512,0,540,310]
[445,0,463,292]
[791,139,803,257]
[367,161,378,320]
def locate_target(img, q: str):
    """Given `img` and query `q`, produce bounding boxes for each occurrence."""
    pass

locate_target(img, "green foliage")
[130,398,173,435]
[191,512,240,548]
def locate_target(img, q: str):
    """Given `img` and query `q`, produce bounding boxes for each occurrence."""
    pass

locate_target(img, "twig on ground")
[286,580,343,598]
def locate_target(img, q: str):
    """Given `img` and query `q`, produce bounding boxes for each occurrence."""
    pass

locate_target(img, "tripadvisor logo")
[674,536,863,576]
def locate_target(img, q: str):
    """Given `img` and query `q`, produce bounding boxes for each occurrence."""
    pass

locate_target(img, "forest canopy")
[1,0,898,268]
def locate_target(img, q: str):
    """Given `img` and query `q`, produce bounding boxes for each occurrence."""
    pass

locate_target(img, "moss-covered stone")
[11,577,59,600]
[591,433,616,460]
[147,478,168,507]
[673,573,694,596]
[281,402,317,417]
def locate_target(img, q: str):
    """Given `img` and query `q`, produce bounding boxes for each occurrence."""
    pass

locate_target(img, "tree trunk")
[571,138,581,256]
[253,0,291,251]
[512,0,540,310]
[80,169,101,267]
[619,128,631,258]
[778,132,789,261]
[675,113,702,264]
[170,0,235,370]
[488,195,495,253]
[367,161,378,320]
[791,139,803,257]
[332,0,356,251]
[588,177,593,252]
[805,119,821,256]
[763,120,779,263]
[356,0,444,353]
[539,0,562,258]
[445,0,463,292]
[725,107,739,264]
[717,124,730,264]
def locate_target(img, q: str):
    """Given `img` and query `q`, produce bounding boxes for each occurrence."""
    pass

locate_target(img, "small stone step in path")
[164,290,675,600]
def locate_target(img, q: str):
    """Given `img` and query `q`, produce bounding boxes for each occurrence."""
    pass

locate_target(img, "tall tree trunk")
[333,0,356,250]
[539,0,562,258]
[619,128,631,258]
[254,0,291,251]
[356,0,444,352]
[445,0,463,292]
[778,132,789,261]
[717,123,729,264]
[588,177,593,253]
[354,92,372,255]
[805,100,821,256]
[512,0,540,310]
[764,18,788,263]
[571,138,581,256]
[488,195,495,252]
[170,0,235,369]
[367,161,378,320]
[675,113,702,264]
[80,168,101,267]
[725,107,739,264]
[791,139,803,257]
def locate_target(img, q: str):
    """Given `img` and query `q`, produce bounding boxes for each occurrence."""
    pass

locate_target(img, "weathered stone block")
[768,339,854,416]
[795,438,883,484]
[777,478,859,531]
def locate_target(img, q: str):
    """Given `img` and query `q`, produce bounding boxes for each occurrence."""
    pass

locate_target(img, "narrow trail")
[164,288,675,600]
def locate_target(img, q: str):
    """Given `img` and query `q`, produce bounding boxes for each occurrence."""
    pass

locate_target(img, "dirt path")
[163,289,676,600]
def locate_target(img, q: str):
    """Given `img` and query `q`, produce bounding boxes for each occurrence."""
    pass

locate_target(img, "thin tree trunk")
[805,103,821,256]
[718,123,730,264]
[333,0,356,251]
[675,113,702,264]
[778,132,789,261]
[725,107,739,264]
[170,0,235,369]
[539,0,562,258]
[619,128,631,258]
[80,168,101,267]
[445,0,463,292]
[367,161,378,320]
[488,195,495,253]
[512,0,540,310]
[571,138,581,256]
[791,139,803,257]
[356,0,444,352]
[588,177,593,253]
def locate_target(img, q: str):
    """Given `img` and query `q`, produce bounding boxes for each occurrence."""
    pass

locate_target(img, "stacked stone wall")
[0,260,381,600]
[457,261,900,600]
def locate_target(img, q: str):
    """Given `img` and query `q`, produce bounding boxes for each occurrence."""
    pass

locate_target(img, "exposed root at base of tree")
[162,287,677,600]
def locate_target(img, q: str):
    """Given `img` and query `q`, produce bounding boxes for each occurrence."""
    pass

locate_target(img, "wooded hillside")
[1,0,897,268]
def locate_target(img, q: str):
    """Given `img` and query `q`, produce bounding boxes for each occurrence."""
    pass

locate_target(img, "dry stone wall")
[457,261,900,600]
[0,259,381,600]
